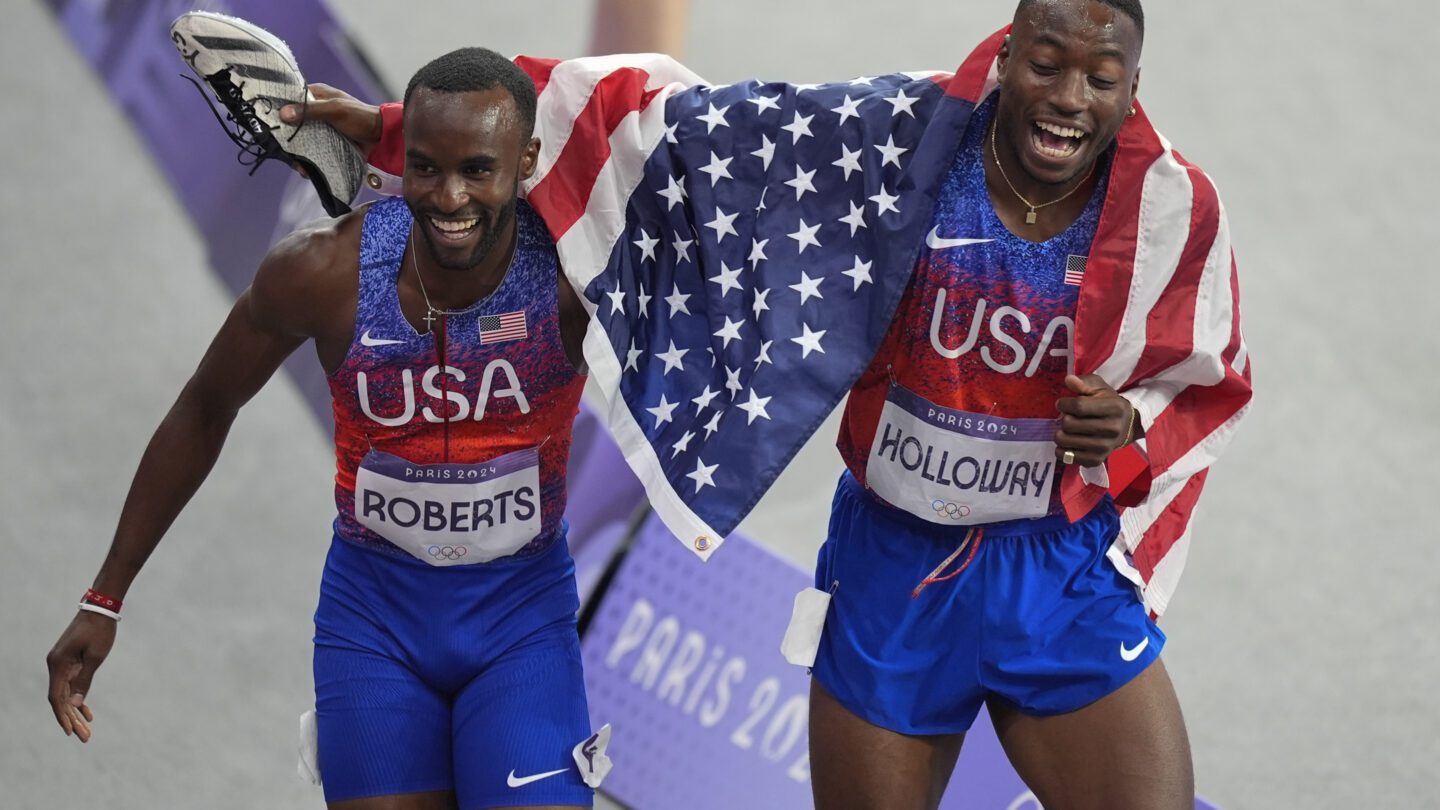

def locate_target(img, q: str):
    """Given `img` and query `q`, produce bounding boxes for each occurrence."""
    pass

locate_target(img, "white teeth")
[1036,121,1085,140]
[430,217,478,233]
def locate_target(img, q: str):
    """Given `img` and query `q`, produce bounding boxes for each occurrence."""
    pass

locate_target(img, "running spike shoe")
[170,11,365,217]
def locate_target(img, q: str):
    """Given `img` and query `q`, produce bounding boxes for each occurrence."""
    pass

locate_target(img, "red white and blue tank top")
[839,94,1110,524]
[328,197,585,560]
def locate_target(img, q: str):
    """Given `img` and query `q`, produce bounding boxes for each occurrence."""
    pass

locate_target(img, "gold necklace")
[989,123,1096,225]
[409,224,470,333]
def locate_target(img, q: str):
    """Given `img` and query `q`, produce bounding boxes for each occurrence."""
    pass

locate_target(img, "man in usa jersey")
[195,0,1250,806]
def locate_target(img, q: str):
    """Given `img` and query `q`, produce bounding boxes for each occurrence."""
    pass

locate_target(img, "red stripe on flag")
[1125,164,1221,389]
[1130,469,1208,583]
[1145,255,1250,477]
[516,56,561,97]
[948,27,1010,101]
[527,68,661,240]
[1072,110,1166,374]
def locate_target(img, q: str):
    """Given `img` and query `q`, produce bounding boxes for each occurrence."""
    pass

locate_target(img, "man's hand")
[280,83,383,155]
[45,612,117,743]
[1054,373,1137,468]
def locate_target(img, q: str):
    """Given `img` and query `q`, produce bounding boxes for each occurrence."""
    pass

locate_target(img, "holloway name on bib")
[354,446,541,565]
[868,385,1058,526]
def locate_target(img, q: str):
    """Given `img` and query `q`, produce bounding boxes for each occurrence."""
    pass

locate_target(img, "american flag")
[478,310,527,344]
[1064,254,1087,286]
[368,29,1252,614]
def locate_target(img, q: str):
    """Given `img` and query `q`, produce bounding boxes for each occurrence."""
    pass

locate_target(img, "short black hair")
[403,47,537,139]
[1015,0,1144,40]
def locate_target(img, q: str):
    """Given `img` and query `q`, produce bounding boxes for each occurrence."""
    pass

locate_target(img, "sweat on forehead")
[1014,0,1144,40]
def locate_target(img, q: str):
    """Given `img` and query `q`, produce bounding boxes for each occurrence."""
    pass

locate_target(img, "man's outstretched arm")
[43,225,341,742]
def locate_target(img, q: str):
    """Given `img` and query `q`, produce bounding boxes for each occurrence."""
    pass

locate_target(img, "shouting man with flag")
[153,0,1249,807]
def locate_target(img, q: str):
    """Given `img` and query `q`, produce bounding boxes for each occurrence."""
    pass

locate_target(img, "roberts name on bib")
[867,385,1058,526]
[354,446,542,565]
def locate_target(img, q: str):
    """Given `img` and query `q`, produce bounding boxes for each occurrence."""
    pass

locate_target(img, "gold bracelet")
[1120,405,1138,448]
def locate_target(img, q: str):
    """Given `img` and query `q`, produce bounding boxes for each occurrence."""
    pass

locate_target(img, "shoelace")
[911,527,986,599]
[179,68,305,175]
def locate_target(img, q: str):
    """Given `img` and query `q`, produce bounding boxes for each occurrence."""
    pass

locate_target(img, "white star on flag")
[607,289,626,315]
[751,135,776,170]
[781,112,815,143]
[788,219,822,253]
[670,430,695,458]
[737,388,773,424]
[672,232,694,263]
[713,316,745,347]
[790,271,825,304]
[646,394,679,427]
[874,134,909,169]
[749,238,769,267]
[831,95,863,125]
[633,229,658,262]
[753,339,773,368]
[697,103,731,132]
[692,385,719,412]
[706,207,739,241]
[785,166,818,200]
[869,186,901,216]
[792,323,827,358]
[700,151,734,186]
[665,286,692,317]
[709,262,744,297]
[655,340,689,374]
[752,287,771,317]
[885,88,920,117]
[839,201,867,236]
[658,176,687,210]
[833,144,863,180]
[724,366,744,398]
[748,94,780,113]
[686,457,719,492]
[624,338,642,372]
[843,257,874,289]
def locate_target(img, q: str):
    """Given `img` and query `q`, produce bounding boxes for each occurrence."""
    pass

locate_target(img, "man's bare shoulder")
[249,205,370,337]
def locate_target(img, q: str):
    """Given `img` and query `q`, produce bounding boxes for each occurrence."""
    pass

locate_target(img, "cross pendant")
[423,308,438,332]
[1025,209,1038,225]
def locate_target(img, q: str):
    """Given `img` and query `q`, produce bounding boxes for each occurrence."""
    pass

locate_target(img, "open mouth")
[427,215,481,243]
[1030,121,1088,160]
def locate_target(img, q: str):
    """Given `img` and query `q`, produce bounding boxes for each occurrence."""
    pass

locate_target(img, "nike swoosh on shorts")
[506,768,569,789]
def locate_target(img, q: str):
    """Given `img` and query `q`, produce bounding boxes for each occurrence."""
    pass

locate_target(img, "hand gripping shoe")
[170,11,365,217]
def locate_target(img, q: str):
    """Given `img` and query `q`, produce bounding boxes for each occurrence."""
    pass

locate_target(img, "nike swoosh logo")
[1119,636,1150,662]
[360,330,403,347]
[925,227,993,251]
[507,768,569,789]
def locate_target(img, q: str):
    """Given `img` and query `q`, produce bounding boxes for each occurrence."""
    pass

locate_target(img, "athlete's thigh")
[328,790,458,810]
[810,680,964,810]
[988,658,1193,810]
[315,643,456,804]
[451,619,595,810]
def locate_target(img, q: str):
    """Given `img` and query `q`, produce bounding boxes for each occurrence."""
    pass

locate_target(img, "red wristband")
[82,588,122,613]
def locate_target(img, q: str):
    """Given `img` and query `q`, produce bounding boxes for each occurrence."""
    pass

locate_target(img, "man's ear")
[997,34,1013,82]
[1129,67,1142,106]
[519,137,541,181]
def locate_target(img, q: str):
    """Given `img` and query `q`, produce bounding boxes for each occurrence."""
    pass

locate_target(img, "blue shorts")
[313,531,594,808]
[812,473,1164,735]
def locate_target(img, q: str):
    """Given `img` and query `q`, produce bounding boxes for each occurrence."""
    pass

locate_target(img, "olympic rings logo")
[931,500,971,521]
[427,545,469,560]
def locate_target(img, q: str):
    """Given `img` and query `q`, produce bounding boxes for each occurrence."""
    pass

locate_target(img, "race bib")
[354,446,542,565]
[867,384,1058,526]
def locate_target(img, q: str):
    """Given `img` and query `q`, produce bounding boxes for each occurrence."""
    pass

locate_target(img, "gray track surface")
[3,1,1436,808]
